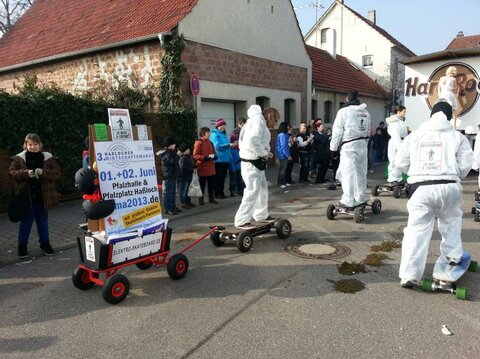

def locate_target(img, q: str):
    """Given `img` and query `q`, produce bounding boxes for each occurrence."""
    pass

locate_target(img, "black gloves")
[331,150,339,159]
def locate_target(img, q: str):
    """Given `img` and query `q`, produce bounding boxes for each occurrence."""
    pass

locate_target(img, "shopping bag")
[187,170,203,197]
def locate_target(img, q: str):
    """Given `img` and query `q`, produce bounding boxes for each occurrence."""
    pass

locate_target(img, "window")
[311,100,318,120]
[320,28,329,44]
[324,101,332,123]
[284,98,296,125]
[362,55,373,67]
[256,96,270,110]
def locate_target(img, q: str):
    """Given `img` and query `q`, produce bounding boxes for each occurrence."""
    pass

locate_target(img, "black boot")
[209,194,218,204]
[199,197,204,206]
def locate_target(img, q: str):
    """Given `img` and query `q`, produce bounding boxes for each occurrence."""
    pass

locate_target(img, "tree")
[0,0,32,35]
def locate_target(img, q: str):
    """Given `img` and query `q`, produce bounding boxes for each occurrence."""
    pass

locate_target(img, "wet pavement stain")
[364,252,390,266]
[338,261,367,275]
[328,279,365,293]
[370,240,401,252]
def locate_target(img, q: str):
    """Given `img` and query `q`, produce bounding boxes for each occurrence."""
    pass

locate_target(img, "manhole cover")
[285,240,351,260]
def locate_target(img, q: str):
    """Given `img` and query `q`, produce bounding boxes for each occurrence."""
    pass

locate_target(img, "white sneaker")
[286,183,291,187]
[280,185,287,189]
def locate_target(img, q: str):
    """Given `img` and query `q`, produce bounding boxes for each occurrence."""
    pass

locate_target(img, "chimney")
[368,10,376,25]
[326,28,337,59]
[457,31,464,37]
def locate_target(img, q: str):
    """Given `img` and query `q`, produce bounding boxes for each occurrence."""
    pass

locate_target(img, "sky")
[292,0,480,56]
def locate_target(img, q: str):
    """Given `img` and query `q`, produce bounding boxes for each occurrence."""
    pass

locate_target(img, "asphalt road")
[1,171,480,358]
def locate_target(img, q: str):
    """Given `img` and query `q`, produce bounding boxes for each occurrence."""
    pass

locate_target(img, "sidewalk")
[0,161,388,267]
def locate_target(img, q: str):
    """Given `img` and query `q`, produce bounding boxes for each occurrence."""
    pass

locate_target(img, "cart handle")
[178,227,219,254]
[209,225,225,230]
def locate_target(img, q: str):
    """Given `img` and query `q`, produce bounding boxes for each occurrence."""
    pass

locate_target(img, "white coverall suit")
[330,103,371,207]
[472,132,480,189]
[386,114,408,182]
[234,105,271,227]
[390,112,473,282]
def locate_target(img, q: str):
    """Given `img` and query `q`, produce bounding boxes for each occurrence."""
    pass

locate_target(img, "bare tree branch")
[0,0,33,35]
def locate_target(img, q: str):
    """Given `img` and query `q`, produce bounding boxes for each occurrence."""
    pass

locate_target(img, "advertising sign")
[111,231,163,265]
[108,108,133,141]
[94,140,162,237]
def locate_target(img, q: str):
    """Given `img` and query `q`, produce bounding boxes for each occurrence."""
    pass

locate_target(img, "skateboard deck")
[433,250,471,283]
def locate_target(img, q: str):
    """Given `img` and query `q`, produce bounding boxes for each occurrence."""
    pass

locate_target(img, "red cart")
[72,226,218,304]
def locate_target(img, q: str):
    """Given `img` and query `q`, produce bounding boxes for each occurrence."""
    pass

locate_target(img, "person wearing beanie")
[390,101,473,289]
[330,89,371,207]
[386,105,408,184]
[159,136,180,215]
[210,119,233,199]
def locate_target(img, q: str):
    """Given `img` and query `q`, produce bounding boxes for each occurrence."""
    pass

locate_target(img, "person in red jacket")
[193,127,217,205]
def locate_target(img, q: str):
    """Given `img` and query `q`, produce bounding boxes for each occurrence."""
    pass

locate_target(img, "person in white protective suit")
[390,101,473,288]
[330,90,371,207]
[386,105,408,183]
[234,105,278,229]
[472,124,480,196]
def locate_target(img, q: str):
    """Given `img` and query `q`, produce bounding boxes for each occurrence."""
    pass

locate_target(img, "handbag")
[8,185,30,223]
[187,170,203,197]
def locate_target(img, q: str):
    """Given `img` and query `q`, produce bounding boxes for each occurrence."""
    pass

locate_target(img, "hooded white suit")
[234,105,271,226]
[330,103,371,207]
[390,112,473,282]
[386,114,408,182]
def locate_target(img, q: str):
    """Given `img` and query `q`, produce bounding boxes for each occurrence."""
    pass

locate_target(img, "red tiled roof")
[306,45,388,99]
[0,0,198,69]
[446,34,480,50]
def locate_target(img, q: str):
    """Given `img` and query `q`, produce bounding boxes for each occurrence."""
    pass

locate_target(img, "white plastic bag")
[187,170,203,197]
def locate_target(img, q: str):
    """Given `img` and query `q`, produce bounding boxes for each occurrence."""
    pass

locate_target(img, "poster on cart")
[108,108,133,141]
[94,140,162,237]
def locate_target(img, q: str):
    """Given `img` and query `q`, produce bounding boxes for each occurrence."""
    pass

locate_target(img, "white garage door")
[201,101,235,137]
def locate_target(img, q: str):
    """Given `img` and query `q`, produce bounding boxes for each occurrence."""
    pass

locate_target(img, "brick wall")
[181,41,308,120]
[0,41,163,100]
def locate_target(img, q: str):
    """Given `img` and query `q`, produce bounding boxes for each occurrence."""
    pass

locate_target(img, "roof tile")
[0,0,198,69]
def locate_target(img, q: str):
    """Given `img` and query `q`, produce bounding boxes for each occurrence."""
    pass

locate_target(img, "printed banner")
[94,140,162,236]
[111,231,163,265]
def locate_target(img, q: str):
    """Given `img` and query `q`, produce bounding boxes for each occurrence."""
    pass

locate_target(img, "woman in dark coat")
[313,121,330,183]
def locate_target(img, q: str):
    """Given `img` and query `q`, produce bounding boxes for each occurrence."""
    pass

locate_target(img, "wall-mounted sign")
[405,62,479,117]
[190,73,200,96]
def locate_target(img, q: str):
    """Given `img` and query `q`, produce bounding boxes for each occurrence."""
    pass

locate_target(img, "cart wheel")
[472,207,476,215]
[354,206,365,223]
[102,274,130,304]
[275,219,292,239]
[372,185,380,197]
[422,278,433,292]
[135,260,153,270]
[236,231,253,253]
[468,260,479,272]
[210,231,226,247]
[167,253,189,280]
[456,286,467,300]
[475,211,480,222]
[371,199,382,214]
[72,266,97,290]
[326,204,336,220]
[393,186,402,198]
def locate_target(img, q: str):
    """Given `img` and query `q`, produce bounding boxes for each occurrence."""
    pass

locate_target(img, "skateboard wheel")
[102,274,130,304]
[236,232,253,252]
[275,219,292,239]
[371,199,382,214]
[422,278,433,292]
[472,207,476,215]
[468,260,479,272]
[354,206,364,223]
[393,186,402,198]
[456,286,467,300]
[475,192,480,201]
[326,204,336,220]
[210,232,226,247]
[372,185,380,197]
[475,210,480,222]
[167,253,189,280]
